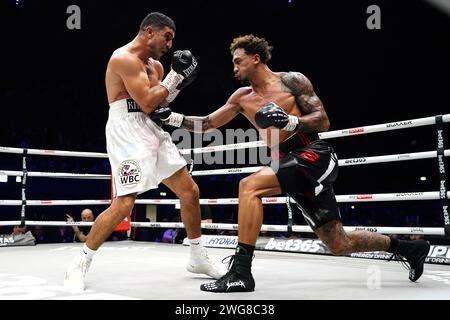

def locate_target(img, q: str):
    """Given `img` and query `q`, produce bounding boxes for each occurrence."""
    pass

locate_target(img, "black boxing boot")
[200,245,255,292]
[387,238,430,282]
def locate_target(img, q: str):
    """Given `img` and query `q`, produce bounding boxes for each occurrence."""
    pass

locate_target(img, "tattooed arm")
[180,89,243,133]
[280,72,330,132]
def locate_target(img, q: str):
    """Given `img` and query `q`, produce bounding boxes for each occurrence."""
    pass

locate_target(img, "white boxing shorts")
[106,98,187,197]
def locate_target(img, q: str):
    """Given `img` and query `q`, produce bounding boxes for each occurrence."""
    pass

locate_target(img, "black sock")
[236,242,255,256]
[387,237,399,253]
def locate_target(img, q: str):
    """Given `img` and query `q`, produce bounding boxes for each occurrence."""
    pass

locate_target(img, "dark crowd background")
[0,0,449,243]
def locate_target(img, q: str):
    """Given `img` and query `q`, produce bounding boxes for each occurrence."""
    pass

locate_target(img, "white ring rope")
[191,166,263,176]
[338,149,450,167]
[0,170,110,179]
[0,220,444,235]
[1,191,449,206]
[0,146,108,158]
[319,114,450,139]
[1,113,448,158]
[1,149,449,179]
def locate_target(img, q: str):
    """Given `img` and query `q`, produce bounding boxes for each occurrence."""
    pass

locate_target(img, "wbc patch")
[118,160,141,186]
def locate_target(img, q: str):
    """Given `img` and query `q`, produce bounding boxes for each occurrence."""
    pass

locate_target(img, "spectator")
[12,225,28,236]
[161,228,178,243]
[409,234,424,241]
[407,222,424,241]
[57,226,74,243]
[66,208,94,242]
[11,225,36,246]
[32,225,46,243]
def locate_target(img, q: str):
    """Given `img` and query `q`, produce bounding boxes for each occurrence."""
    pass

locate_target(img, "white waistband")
[108,98,143,118]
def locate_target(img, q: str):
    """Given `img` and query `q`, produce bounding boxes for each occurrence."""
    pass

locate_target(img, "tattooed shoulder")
[280,72,313,96]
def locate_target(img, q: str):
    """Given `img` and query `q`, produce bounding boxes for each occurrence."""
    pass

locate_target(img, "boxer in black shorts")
[151,34,431,292]
[272,134,340,230]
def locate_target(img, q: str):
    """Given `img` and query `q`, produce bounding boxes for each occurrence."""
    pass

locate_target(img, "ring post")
[188,150,195,175]
[285,195,293,235]
[20,149,28,227]
[435,115,450,237]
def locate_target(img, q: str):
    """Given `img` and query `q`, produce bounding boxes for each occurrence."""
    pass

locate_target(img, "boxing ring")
[1,241,450,300]
[0,114,450,300]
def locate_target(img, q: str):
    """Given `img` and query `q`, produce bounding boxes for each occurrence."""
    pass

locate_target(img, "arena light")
[422,0,450,16]
[0,175,7,183]
[420,176,427,181]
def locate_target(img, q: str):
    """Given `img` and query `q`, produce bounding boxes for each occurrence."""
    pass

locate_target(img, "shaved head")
[81,209,94,221]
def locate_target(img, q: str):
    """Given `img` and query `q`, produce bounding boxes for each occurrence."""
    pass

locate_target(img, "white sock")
[189,236,203,253]
[82,243,96,260]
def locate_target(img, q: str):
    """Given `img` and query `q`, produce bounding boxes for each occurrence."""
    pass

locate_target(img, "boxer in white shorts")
[107,98,187,197]
[64,12,225,293]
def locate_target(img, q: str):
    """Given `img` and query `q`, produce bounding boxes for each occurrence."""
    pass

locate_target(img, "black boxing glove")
[171,50,197,78]
[255,102,300,131]
[150,106,185,128]
[160,50,198,100]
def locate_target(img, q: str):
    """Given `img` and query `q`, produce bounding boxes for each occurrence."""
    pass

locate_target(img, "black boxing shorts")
[270,133,341,230]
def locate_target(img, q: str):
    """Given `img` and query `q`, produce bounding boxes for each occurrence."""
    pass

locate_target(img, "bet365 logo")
[118,160,141,185]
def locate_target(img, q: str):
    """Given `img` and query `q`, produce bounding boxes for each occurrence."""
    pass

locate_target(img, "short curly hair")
[229,34,273,64]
